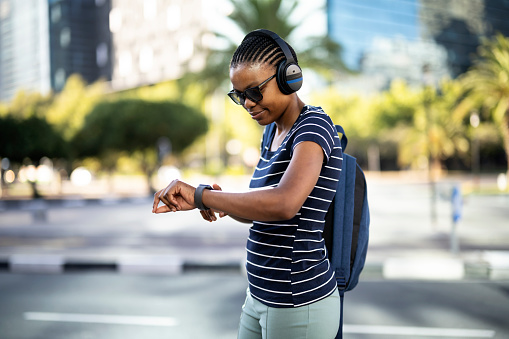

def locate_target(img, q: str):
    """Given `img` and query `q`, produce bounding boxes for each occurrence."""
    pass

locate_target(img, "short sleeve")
[291,114,337,162]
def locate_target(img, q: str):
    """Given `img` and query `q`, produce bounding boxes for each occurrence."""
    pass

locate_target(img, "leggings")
[237,289,340,339]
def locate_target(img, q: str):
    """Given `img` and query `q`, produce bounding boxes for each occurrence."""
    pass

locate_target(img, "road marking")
[24,312,179,327]
[344,324,495,337]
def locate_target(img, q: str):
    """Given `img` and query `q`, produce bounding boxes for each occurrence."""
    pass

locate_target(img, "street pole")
[470,111,480,191]
[422,64,437,228]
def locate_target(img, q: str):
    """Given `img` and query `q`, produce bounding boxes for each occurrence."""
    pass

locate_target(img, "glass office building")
[0,0,51,102]
[0,0,207,101]
[48,0,112,91]
[327,0,509,92]
[0,0,112,101]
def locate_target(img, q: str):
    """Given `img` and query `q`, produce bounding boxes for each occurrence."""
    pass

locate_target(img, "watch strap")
[194,184,213,210]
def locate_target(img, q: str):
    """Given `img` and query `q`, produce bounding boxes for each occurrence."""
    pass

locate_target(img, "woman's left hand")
[152,179,196,213]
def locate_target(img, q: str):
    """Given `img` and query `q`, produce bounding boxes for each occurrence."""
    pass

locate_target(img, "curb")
[1,254,508,280]
[0,255,244,275]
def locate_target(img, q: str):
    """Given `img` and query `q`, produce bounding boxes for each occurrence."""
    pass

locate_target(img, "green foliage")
[4,90,53,120]
[459,33,509,176]
[46,74,105,140]
[73,98,208,160]
[398,79,470,170]
[0,115,68,163]
[372,80,419,131]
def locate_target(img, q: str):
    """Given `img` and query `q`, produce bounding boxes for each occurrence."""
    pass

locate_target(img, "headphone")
[243,29,303,95]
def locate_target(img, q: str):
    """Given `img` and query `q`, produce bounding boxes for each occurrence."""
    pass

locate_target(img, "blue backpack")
[324,125,370,339]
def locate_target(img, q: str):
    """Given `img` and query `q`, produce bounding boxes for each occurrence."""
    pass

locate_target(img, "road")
[1,272,507,339]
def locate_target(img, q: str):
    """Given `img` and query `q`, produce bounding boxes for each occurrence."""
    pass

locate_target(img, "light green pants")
[237,288,340,339]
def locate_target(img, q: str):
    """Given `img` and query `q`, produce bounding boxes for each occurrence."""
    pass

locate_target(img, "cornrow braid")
[230,34,298,69]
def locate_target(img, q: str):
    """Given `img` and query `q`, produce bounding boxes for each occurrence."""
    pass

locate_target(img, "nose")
[243,97,256,110]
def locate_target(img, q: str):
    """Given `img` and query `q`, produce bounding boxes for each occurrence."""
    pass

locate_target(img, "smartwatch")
[194,184,213,210]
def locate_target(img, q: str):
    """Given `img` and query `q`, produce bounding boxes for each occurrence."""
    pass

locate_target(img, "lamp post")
[422,64,437,227]
[470,111,480,191]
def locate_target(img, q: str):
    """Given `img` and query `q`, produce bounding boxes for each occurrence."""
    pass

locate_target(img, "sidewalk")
[1,173,508,280]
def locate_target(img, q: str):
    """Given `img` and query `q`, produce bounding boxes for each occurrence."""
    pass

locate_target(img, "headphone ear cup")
[276,60,303,95]
[276,60,290,95]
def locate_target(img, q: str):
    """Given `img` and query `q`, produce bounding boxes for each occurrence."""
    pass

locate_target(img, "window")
[178,37,193,61]
[167,4,181,31]
[60,27,71,48]
[118,51,132,76]
[54,68,66,90]
[109,8,122,33]
[144,0,157,20]
[139,47,153,73]
[51,4,61,23]
[96,42,108,67]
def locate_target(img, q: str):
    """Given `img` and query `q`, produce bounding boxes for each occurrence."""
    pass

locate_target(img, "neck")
[274,95,305,134]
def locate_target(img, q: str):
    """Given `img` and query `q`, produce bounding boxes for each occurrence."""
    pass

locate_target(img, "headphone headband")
[243,29,297,65]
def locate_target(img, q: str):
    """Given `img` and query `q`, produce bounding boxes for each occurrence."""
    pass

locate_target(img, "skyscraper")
[48,0,112,91]
[0,0,51,102]
[0,0,206,102]
[327,0,509,91]
[108,0,205,91]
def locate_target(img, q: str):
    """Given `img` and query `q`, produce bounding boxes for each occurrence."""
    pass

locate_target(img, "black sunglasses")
[227,74,276,105]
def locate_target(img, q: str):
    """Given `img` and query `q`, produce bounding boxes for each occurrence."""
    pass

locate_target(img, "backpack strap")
[336,125,348,151]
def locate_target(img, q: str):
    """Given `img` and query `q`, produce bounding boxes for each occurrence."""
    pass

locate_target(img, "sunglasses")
[227,74,276,105]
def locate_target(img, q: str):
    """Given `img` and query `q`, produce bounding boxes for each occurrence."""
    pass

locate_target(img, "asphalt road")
[1,272,507,339]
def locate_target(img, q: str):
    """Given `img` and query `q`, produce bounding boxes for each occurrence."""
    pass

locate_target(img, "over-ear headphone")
[243,29,303,95]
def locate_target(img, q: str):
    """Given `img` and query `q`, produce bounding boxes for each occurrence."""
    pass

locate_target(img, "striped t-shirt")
[247,105,343,308]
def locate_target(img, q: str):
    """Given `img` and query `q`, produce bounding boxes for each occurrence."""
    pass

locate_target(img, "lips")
[249,109,265,120]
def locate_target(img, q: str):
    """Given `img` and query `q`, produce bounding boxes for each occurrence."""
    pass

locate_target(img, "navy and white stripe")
[247,105,343,308]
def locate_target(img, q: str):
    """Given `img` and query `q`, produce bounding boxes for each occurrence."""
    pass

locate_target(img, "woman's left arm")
[153,141,324,221]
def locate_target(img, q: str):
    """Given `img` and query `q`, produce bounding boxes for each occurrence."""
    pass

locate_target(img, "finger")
[158,188,174,209]
[165,185,183,210]
[154,204,174,214]
[200,209,212,222]
[153,189,164,212]
[208,209,217,221]
[212,183,222,191]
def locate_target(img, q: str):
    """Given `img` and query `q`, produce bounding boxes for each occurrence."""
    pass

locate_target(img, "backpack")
[323,125,370,339]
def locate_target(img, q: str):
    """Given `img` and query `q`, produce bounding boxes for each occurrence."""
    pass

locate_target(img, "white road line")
[344,324,495,337]
[24,312,179,327]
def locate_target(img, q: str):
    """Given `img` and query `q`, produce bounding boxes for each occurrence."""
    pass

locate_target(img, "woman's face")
[229,63,291,126]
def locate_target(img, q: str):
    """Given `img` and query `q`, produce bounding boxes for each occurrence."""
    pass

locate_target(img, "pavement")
[1,173,509,281]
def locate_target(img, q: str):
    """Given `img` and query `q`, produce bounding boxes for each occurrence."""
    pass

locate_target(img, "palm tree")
[182,0,349,96]
[398,79,469,175]
[457,33,509,179]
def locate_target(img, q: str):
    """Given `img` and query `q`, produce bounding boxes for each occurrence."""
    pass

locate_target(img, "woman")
[153,29,342,339]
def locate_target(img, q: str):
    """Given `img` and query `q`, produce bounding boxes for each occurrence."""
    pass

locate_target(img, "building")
[108,0,206,91]
[0,0,51,102]
[0,0,111,102]
[0,0,206,102]
[327,0,509,92]
[48,0,112,92]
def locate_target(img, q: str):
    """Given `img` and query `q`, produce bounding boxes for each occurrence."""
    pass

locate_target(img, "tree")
[184,0,349,95]
[73,99,208,193]
[457,33,509,178]
[398,79,469,174]
[0,115,68,198]
[46,74,105,141]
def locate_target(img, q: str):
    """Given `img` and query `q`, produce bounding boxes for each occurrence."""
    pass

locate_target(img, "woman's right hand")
[200,183,228,222]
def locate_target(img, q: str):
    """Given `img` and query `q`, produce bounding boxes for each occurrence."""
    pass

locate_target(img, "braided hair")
[230,34,298,69]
